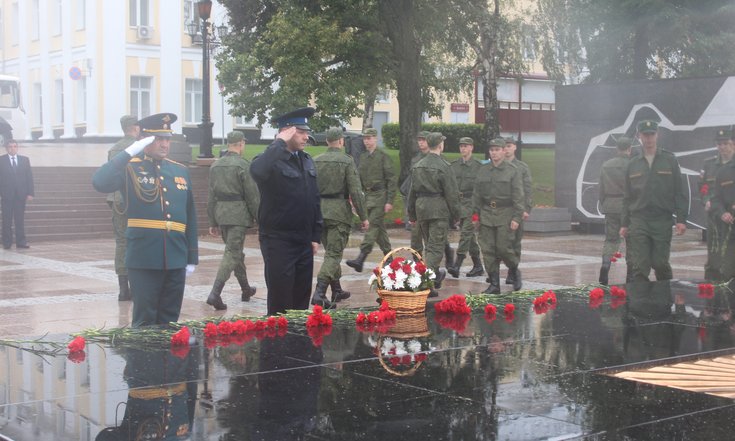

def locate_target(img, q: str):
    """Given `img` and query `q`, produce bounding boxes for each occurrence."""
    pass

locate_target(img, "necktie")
[11,157,16,169]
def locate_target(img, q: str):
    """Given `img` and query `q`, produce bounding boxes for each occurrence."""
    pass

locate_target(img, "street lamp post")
[196,0,214,158]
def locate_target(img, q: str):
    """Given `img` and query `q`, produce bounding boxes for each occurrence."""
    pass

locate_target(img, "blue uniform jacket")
[92,152,199,270]
[250,139,322,243]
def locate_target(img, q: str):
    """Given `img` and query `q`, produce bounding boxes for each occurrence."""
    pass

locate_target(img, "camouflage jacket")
[315,147,367,225]
[407,153,460,222]
[357,148,397,209]
[450,157,482,218]
[472,160,524,227]
[599,154,629,215]
[207,152,260,228]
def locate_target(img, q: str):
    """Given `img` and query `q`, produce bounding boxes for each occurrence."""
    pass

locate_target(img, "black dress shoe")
[16,244,30,249]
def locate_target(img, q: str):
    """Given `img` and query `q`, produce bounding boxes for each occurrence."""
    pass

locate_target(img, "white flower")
[407,274,421,289]
[394,340,407,355]
[394,269,408,289]
[368,273,377,286]
[407,340,421,354]
[427,268,436,280]
[381,338,395,354]
[381,275,394,291]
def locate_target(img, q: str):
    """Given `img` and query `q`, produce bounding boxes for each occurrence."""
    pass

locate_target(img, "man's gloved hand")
[124,136,155,156]
[186,264,196,276]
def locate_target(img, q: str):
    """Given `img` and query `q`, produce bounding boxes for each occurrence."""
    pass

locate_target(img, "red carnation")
[434,312,471,333]
[610,257,617,263]
[277,317,288,329]
[67,336,86,353]
[589,287,605,301]
[503,303,515,315]
[698,283,715,299]
[67,351,86,364]
[170,326,190,346]
[266,316,278,328]
[610,286,626,298]
[415,262,427,274]
[204,322,218,337]
[394,218,404,225]
[700,183,709,196]
[218,321,235,335]
[484,303,497,317]
[434,294,471,314]
[170,345,190,359]
[504,312,515,323]
[610,296,626,309]
[613,251,623,258]
[373,267,381,276]
[402,263,412,274]
[471,213,479,222]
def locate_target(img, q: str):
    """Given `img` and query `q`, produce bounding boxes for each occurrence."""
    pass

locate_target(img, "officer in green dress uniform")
[205,131,260,311]
[709,129,735,287]
[407,132,460,296]
[620,120,688,282]
[447,137,484,278]
[503,138,532,285]
[92,113,199,327]
[699,128,733,281]
[107,115,140,301]
[346,128,397,272]
[598,136,633,285]
[472,138,524,294]
[312,127,369,307]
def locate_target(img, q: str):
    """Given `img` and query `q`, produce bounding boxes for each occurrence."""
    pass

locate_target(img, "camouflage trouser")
[419,218,449,271]
[360,205,391,255]
[317,219,351,283]
[627,216,673,282]
[511,220,524,260]
[478,224,518,274]
[215,225,249,284]
[602,214,622,261]
[410,222,424,257]
[109,203,127,276]
[705,214,726,281]
[456,216,480,258]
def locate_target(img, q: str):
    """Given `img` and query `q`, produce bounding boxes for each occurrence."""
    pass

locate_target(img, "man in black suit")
[0,140,34,249]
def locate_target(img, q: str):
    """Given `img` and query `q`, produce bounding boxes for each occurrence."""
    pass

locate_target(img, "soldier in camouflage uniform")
[407,132,460,296]
[400,130,430,255]
[447,137,483,278]
[473,138,524,294]
[621,120,688,282]
[710,129,735,287]
[503,138,532,285]
[699,128,733,281]
[107,115,139,301]
[312,128,369,308]
[346,128,397,272]
[205,131,260,310]
[598,136,633,285]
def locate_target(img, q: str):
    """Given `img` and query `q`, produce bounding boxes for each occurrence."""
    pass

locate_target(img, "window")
[75,0,85,30]
[33,83,42,126]
[52,0,62,36]
[450,112,469,124]
[130,76,152,118]
[183,0,201,26]
[75,77,86,123]
[235,115,256,127]
[376,88,390,104]
[184,78,202,123]
[54,79,64,124]
[523,33,536,61]
[129,0,150,27]
[30,0,39,40]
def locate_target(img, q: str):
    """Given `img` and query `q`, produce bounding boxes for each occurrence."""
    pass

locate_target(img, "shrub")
[381,123,487,153]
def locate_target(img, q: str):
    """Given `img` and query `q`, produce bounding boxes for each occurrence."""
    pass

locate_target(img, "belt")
[128,383,187,400]
[320,193,346,199]
[128,218,187,233]
[486,200,512,208]
[365,184,384,192]
[216,194,243,201]
[416,191,443,198]
[459,191,473,198]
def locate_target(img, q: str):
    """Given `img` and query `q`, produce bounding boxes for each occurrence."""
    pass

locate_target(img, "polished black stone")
[0,280,734,440]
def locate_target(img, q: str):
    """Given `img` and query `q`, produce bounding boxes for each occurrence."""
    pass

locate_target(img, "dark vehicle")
[307,128,362,146]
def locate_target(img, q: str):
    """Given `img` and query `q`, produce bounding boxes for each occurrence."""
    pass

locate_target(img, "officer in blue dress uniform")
[92,113,199,327]
[250,107,323,315]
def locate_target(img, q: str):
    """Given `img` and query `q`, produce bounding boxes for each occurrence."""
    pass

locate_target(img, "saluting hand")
[124,135,155,156]
[276,126,297,143]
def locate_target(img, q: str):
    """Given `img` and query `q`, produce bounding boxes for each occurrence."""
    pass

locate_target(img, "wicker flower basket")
[385,313,429,339]
[376,336,425,377]
[376,247,431,315]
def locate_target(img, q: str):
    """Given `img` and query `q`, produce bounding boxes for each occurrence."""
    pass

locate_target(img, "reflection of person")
[206,131,260,311]
[448,137,483,279]
[699,128,733,282]
[598,136,632,285]
[250,107,322,315]
[94,348,199,441]
[408,132,460,296]
[346,128,397,272]
[503,138,532,286]
[0,139,34,250]
[621,120,687,282]
[473,138,524,294]
[92,113,199,327]
[107,115,141,301]
[312,127,368,308]
[711,129,735,287]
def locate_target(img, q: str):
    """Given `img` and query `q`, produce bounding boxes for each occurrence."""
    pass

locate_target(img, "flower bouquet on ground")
[368,247,435,314]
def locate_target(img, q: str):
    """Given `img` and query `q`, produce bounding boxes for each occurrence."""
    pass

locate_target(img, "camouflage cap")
[362,127,378,137]
[504,137,516,145]
[120,115,138,131]
[418,130,430,139]
[715,127,732,142]
[427,132,446,148]
[325,127,344,142]
[458,137,474,145]
[488,137,505,148]
[227,131,245,144]
[637,120,659,134]
[616,136,632,149]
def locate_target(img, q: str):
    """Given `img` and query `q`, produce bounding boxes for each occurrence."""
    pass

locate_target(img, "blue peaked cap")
[271,107,315,130]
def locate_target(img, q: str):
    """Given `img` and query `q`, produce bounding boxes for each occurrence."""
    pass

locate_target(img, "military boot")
[310,280,333,309]
[505,270,515,285]
[330,280,351,303]
[346,250,369,272]
[236,275,256,302]
[428,288,439,298]
[447,253,465,278]
[206,280,227,311]
[444,244,455,269]
[117,275,131,301]
[466,255,484,277]
[434,268,446,289]
[483,272,501,294]
[599,260,611,285]
[509,267,523,291]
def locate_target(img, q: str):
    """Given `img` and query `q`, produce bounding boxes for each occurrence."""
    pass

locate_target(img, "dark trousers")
[1,196,27,248]
[259,235,313,315]
[128,268,186,327]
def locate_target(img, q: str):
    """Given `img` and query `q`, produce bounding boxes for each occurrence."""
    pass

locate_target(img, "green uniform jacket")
[700,155,725,206]
[622,148,688,227]
[510,158,533,213]
[450,157,482,218]
[92,152,199,269]
[407,153,460,222]
[399,151,427,196]
[357,148,397,209]
[106,135,137,206]
[598,154,629,215]
[472,160,524,227]
[315,147,367,225]
[207,151,260,228]
[711,161,735,223]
